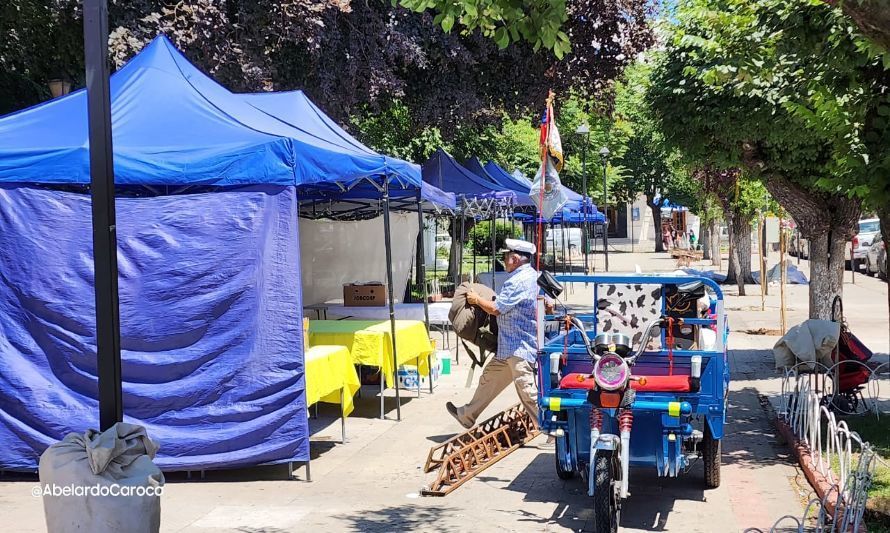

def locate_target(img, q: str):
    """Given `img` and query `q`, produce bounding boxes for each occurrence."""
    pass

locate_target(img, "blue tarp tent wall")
[0,36,402,471]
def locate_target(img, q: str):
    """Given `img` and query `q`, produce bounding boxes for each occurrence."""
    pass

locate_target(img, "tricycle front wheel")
[703,423,721,489]
[592,451,620,533]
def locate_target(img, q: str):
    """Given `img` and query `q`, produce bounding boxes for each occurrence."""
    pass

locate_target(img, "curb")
[773,414,868,533]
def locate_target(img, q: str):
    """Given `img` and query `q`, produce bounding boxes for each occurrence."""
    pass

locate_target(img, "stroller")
[823,296,874,414]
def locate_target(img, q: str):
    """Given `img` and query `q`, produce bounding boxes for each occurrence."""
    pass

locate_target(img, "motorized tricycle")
[536,274,729,533]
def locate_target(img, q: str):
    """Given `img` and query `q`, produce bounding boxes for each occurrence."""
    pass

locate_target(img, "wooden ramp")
[421,404,539,496]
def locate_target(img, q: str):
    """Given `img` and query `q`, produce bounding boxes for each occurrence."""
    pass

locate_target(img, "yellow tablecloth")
[305,345,361,416]
[307,320,432,387]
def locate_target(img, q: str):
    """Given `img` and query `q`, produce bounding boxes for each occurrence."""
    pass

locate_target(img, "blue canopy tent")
[482,159,585,211]
[421,149,519,305]
[0,35,433,471]
[242,90,455,215]
[462,157,534,207]
[237,91,455,408]
[422,149,515,203]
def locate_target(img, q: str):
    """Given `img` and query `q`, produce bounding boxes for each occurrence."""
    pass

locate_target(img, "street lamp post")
[576,124,591,275]
[599,146,610,271]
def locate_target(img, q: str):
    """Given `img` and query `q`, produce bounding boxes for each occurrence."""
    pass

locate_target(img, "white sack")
[773,319,840,370]
[39,423,164,533]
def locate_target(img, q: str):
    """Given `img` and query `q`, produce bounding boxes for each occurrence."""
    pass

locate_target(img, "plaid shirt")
[494,263,539,363]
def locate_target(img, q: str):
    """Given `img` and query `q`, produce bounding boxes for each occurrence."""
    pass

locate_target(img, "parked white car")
[849,218,880,269]
[788,217,880,270]
[865,232,887,279]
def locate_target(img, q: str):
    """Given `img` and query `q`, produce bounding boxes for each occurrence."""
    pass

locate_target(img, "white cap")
[500,238,536,255]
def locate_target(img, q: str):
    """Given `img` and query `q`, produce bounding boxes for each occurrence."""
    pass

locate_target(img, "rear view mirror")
[537,270,563,299]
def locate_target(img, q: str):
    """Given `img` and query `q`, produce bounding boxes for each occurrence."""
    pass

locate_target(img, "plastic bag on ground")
[39,422,164,533]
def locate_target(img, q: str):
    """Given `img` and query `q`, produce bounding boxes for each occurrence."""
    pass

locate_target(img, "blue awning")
[241,91,454,209]
[483,160,585,211]
[422,149,515,202]
[464,157,534,206]
[0,36,426,190]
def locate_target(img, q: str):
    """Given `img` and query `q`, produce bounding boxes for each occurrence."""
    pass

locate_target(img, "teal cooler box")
[397,357,441,390]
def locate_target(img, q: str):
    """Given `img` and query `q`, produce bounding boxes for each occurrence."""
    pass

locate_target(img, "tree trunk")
[807,231,847,319]
[725,210,754,292]
[710,218,721,268]
[414,232,424,286]
[878,207,890,346]
[648,203,664,252]
[740,145,861,319]
[700,220,711,260]
[447,217,476,282]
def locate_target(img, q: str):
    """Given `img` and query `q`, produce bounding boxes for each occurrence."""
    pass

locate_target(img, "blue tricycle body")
[536,274,730,531]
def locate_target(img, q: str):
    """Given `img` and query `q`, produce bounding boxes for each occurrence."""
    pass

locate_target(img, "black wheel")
[703,423,721,489]
[555,435,575,480]
[592,452,620,533]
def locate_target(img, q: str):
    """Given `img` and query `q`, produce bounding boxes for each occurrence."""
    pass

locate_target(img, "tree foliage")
[398,0,655,69]
[648,0,884,316]
[0,0,655,141]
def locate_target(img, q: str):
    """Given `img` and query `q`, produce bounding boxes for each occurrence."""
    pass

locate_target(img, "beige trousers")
[455,357,539,426]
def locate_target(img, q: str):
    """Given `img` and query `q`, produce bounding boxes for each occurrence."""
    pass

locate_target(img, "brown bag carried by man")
[449,282,498,354]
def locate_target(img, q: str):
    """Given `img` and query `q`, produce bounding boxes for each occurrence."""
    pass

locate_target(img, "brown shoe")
[446,402,473,429]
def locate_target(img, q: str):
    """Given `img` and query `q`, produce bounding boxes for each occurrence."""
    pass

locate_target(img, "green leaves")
[398,0,571,57]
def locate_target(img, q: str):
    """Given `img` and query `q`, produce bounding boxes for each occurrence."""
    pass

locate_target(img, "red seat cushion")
[631,375,691,392]
[557,373,691,392]
[559,373,597,390]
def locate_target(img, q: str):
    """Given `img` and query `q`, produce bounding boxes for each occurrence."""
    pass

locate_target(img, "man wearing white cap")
[446,238,541,428]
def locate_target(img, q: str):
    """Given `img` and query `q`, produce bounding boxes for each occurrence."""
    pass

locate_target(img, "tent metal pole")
[490,208,496,289]
[85,0,123,431]
[416,192,430,330]
[433,216,438,280]
[561,221,567,277]
[382,179,401,421]
[472,216,477,281]
[454,208,462,365]
[550,222,556,271]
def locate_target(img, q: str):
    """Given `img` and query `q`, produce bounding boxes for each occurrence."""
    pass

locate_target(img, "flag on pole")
[531,92,567,220]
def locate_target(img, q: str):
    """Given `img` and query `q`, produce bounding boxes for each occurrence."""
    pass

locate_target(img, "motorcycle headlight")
[593,353,630,391]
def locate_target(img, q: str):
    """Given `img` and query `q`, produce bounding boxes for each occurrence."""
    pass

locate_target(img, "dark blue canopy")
[514,208,606,224]
[241,91,454,209]
[422,149,515,202]
[0,36,424,190]
[464,157,534,206]
[483,160,585,211]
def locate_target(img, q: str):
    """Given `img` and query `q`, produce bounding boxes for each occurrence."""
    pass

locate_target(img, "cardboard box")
[343,283,386,307]
[397,358,441,390]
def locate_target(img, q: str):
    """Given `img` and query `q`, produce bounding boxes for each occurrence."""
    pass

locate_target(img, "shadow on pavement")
[336,504,457,533]
[722,387,796,470]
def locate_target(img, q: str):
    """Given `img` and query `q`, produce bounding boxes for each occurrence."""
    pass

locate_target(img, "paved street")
[2,250,887,532]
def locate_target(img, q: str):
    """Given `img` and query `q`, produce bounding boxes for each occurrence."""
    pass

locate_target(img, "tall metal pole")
[415,192,429,330]
[85,0,123,431]
[581,133,590,275]
[490,208,496,289]
[601,153,610,272]
[381,179,401,421]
